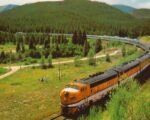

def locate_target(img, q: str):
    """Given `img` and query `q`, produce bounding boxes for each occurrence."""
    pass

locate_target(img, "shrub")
[88,49,96,66]
[122,45,126,57]
[106,53,111,62]
[47,54,53,68]
[80,106,102,120]
[74,56,81,67]
[107,79,139,120]
[40,56,47,69]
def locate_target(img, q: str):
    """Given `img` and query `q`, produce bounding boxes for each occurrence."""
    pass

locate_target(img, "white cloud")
[138,2,150,8]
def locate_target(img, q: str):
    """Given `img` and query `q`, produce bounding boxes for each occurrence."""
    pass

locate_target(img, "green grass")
[0,48,143,120]
[0,67,7,75]
[139,36,150,44]
[0,43,16,52]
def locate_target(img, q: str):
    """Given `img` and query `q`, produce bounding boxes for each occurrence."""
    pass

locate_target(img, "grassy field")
[0,48,143,120]
[0,43,16,52]
[139,36,150,44]
[0,67,7,75]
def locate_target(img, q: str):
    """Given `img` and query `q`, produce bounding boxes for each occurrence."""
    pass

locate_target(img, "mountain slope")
[131,9,150,19]
[0,0,149,36]
[0,4,18,12]
[0,6,6,12]
[113,4,136,13]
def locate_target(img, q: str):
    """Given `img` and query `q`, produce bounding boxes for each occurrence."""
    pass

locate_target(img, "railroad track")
[43,113,66,120]
[50,114,63,120]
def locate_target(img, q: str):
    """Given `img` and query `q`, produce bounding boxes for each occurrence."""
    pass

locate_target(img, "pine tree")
[48,54,53,68]
[122,45,126,57]
[29,39,36,50]
[16,42,21,53]
[106,53,111,62]
[82,31,87,45]
[44,35,50,49]
[72,31,77,44]
[74,56,81,67]
[40,55,46,69]
[0,51,6,63]
[95,39,102,53]
[88,49,96,66]
[83,40,90,57]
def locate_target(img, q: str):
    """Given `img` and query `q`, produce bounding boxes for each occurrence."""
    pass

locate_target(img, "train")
[60,39,150,116]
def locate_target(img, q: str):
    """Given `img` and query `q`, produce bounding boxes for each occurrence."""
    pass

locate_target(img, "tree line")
[0,31,103,64]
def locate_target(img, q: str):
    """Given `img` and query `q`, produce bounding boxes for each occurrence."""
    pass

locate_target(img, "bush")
[74,56,81,67]
[40,56,47,69]
[47,54,53,68]
[24,57,37,65]
[80,106,102,120]
[106,53,111,62]
[122,45,126,57]
[88,49,96,66]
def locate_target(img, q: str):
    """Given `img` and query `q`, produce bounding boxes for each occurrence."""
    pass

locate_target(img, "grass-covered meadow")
[0,67,7,75]
[0,47,143,120]
[139,36,150,44]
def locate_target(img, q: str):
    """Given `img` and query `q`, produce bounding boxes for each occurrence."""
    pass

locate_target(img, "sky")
[0,0,150,9]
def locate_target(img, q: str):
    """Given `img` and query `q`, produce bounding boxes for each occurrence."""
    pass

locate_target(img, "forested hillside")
[131,9,150,19]
[0,0,149,37]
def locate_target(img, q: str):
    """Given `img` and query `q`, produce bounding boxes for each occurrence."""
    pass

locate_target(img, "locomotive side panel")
[126,65,140,77]
[90,77,118,95]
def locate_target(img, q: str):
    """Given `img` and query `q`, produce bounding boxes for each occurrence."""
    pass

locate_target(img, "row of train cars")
[59,35,150,116]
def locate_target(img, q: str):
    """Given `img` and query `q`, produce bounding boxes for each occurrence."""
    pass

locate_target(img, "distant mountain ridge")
[0,4,18,12]
[131,9,150,19]
[112,4,136,13]
[0,0,137,33]
[0,0,149,36]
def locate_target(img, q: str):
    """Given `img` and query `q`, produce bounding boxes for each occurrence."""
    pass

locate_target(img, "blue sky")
[0,0,150,8]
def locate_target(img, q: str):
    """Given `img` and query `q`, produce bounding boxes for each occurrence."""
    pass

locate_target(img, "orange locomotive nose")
[60,87,80,105]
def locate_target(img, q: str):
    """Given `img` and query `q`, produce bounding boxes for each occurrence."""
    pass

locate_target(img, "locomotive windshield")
[66,84,79,90]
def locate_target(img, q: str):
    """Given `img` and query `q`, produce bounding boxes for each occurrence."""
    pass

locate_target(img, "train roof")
[76,70,118,87]
[113,60,139,73]
[75,52,149,87]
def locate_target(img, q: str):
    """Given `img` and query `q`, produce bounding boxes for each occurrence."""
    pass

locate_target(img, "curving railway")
[55,34,150,117]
